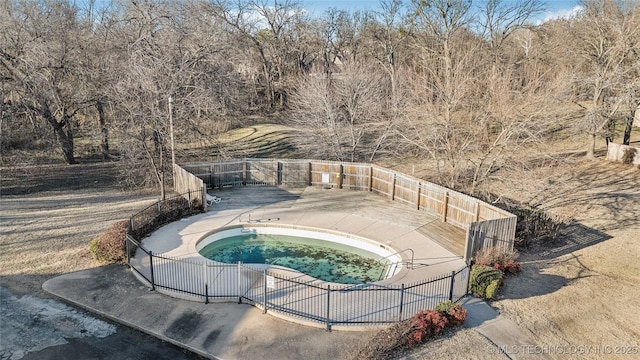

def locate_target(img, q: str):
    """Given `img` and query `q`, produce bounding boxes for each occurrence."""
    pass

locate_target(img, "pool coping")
[195,223,406,283]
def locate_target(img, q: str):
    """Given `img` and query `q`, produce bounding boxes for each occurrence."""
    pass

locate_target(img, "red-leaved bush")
[407,310,449,347]
[474,247,522,276]
[352,304,469,358]
[434,300,468,326]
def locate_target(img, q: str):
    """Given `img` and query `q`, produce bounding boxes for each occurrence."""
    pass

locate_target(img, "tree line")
[1,0,638,197]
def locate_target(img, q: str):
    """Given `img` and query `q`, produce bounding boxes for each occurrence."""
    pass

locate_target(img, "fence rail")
[126,233,470,329]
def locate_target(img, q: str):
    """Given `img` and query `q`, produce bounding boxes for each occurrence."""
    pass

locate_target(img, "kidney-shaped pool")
[196,225,403,284]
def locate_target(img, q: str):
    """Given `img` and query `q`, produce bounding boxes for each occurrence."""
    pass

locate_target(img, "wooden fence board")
[173,164,206,208]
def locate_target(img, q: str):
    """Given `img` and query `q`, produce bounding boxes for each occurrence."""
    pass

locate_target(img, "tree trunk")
[586,133,596,159]
[43,106,77,164]
[623,115,633,145]
[96,100,110,159]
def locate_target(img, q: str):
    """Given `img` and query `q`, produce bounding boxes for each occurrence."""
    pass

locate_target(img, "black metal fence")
[125,190,203,263]
[124,187,471,329]
[127,234,470,330]
[127,190,202,237]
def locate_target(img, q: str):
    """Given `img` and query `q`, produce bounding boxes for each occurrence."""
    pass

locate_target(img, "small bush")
[89,220,129,264]
[435,300,468,326]
[510,207,569,249]
[485,279,502,299]
[474,247,521,275]
[502,260,522,275]
[407,310,449,347]
[469,265,503,300]
[622,147,637,164]
[352,304,469,359]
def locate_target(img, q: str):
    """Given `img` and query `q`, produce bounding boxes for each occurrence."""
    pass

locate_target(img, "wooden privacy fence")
[173,164,207,210]
[175,159,516,262]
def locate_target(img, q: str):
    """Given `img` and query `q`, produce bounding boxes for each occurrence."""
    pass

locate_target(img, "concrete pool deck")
[137,186,467,286]
[42,186,546,359]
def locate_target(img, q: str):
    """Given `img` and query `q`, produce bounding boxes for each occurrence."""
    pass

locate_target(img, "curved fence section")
[126,232,470,329]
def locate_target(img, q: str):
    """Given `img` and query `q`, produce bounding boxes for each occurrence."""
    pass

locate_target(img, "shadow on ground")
[521,222,613,262]
[1,161,120,195]
[500,222,612,300]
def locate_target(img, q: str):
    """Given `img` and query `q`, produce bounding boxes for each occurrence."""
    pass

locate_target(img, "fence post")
[398,284,405,321]
[237,261,242,304]
[308,162,313,186]
[465,265,471,295]
[242,161,247,186]
[390,173,396,200]
[149,251,156,291]
[263,270,268,314]
[326,285,331,332]
[202,185,207,211]
[369,166,373,192]
[126,235,130,264]
[448,271,455,301]
[416,183,421,210]
[442,192,449,223]
[337,164,343,189]
[129,216,134,233]
[203,262,209,304]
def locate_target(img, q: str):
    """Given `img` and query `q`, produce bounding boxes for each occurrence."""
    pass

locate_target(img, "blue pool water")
[198,233,388,284]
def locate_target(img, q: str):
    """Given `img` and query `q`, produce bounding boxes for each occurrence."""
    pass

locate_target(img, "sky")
[302,0,584,24]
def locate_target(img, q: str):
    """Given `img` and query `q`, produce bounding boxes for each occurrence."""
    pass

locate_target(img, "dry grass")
[405,159,640,359]
[0,162,156,297]
[1,152,639,359]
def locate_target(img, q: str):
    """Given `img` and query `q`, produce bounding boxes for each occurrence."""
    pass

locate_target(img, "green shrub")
[485,279,502,299]
[470,265,503,300]
[435,300,468,326]
[89,220,129,264]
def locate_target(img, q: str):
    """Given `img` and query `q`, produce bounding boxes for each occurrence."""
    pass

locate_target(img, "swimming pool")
[196,226,403,284]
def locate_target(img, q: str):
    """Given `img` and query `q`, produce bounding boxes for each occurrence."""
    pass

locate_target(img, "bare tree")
[478,0,545,55]
[0,1,91,164]
[204,0,306,109]
[105,0,247,197]
[398,0,567,193]
[570,0,640,158]
[290,61,388,162]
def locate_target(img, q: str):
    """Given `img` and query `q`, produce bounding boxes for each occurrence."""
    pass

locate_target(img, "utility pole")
[168,95,176,169]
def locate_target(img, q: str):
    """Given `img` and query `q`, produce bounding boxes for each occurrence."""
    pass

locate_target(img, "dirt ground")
[489,160,640,359]
[405,159,640,359]
[1,159,639,359]
[0,163,157,298]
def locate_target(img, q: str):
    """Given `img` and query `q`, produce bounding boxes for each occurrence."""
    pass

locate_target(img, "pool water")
[198,233,388,284]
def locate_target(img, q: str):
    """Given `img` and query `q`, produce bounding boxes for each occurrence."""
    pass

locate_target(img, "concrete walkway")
[43,267,545,360]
